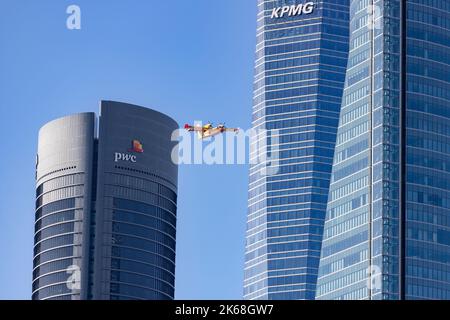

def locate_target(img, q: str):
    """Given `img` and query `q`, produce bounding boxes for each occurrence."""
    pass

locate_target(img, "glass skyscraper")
[33,101,178,300]
[244,0,349,300]
[317,0,450,300]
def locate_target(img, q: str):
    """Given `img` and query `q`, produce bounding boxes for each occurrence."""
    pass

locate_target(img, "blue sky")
[0,0,256,299]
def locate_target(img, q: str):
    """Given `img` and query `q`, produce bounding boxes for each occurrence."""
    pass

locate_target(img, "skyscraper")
[244,1,349,300]
[316,0,450,300]
[33,101,179,300]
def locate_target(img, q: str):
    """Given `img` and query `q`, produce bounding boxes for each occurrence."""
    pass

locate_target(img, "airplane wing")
[223,128,239,133]
[184,124,204,132]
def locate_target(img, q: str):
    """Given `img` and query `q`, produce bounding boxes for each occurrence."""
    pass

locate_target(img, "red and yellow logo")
[130,140,144,153]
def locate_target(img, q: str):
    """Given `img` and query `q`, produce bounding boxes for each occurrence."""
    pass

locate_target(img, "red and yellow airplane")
[184,123,239,139]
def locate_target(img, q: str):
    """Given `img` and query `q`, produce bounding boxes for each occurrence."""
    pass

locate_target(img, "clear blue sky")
[0,0,256,299]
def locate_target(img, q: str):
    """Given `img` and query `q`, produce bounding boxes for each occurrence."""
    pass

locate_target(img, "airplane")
[184,122,239,139]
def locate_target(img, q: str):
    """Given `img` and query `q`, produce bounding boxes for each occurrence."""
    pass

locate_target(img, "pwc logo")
[130,140,144,153]
[114,140,143,163]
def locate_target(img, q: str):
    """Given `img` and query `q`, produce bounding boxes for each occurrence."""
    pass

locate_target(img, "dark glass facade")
[244,0,349,300]
[317,0,450,300]
[33,101,178,300]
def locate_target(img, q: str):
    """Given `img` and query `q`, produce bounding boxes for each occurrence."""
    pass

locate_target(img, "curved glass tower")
[33,101,179,300]
[33,113,95,300]
[245,0,349,300]
[317,0,450,300]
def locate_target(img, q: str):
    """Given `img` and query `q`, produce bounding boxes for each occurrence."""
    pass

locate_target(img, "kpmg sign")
[271,2,315,19]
